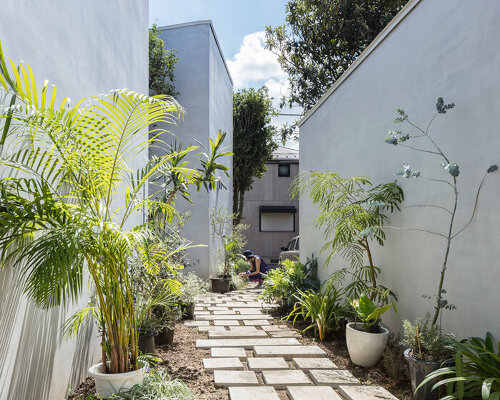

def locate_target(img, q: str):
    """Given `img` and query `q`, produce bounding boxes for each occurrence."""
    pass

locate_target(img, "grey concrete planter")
[346,322,389,367]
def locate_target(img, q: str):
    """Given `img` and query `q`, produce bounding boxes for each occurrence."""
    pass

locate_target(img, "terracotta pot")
[89,361,146,399]
[346,322,389,367]
[138,332,157,354]
[210,277,230,293]
[404,348,454,400]
[156,326,175,346]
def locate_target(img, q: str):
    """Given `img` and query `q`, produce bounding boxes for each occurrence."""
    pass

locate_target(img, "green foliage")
[418,333,500,400]
[178,272,209,304]
[403,315,452,362]
[210,207,249,276]
[235,259,251,274]
[230,274,248,291]
[292,172,403,299]
[286,280,346,341]
[385,98,498,326]
[350,294,392,332]
[262,257,319,306]
[149,24,179,97]
[232,87,277,223]
[0,42,228,374]
[265,0,408,117]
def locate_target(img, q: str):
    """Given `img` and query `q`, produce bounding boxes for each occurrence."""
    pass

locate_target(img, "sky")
[149,0,302,147]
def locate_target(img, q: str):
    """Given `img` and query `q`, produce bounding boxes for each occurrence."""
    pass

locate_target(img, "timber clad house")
[241,146,299,265]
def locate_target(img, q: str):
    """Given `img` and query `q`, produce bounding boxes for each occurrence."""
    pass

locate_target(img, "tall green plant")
[149,24,179,97]
[0,42,228,374]
[418,333,500,399]
[384,98,498,326]
[292,173,403,301]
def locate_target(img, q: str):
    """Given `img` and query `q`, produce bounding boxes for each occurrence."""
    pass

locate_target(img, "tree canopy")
[149,24,179,97]
[265,0,408,112]
[233,87,277,224]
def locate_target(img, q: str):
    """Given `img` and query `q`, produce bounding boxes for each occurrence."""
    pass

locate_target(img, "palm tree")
[0,41,227,374]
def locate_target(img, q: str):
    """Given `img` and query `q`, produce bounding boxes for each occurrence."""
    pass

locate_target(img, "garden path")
[187,285,399,400]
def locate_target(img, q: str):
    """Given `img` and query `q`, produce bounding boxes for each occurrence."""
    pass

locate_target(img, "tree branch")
[381,225,447,239]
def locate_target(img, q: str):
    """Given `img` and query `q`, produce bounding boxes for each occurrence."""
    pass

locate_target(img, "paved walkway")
[187,286,398,400]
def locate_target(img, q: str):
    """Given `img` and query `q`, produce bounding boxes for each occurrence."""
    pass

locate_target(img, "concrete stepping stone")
[228,386,280,400]
[309,369,360,387]
[213,320,241,326]
[262,369,311,389]
[194,311,210,315]
[202,357,244,372]
[269,330,301,338]
[197,337,299,349]
[197,314,272,320]
[213,310,236,315]
[199,326,227,332]
[338,385,398,400]
[292,357,338,371]
[211,347,247,359]
[261,325,288,331]
[233,308,263,314]
[286,386,342,400]
[247,357,289,371]
[243,319,270,326]
[208,306,229,311]
[208,329,268,339]
[254,345,326,359]
[184,320,209,327]
[213,370,259,387]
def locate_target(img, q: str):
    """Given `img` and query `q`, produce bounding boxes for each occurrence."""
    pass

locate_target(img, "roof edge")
[156,20,233,86]
[298,0,422,127]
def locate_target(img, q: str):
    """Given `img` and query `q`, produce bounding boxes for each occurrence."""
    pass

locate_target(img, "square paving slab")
[213,370,259,387]
[269,330,301,338]
[202,357,244,372]
[198,314,273,320]
[247,357,289,371]
[254,345,326,359]
[199,326,227,332]
[292,357,338,370]
[309,369,360,387]
[228,386,280,400]
[286,386,343,400]
[261,325,288,331]
[197,337,299,349]
[211,347,247,358]
[262,369,311,389]
[338,385,399,400]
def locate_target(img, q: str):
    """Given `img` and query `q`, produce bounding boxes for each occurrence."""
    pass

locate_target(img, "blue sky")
[149,0,302,144]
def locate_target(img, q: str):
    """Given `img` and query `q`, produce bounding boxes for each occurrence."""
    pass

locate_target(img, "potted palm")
[384,98,498,399]
[0,43,230,399]
[346,294,393,367]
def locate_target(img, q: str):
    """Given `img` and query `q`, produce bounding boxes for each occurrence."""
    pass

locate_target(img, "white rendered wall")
[299,0,500,339]
[0,1,149,399]
[154,22,233,279]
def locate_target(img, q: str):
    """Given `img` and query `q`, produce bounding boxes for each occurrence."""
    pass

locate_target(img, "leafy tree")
[233,87,277,224]
[149,24,179,97]
[265,0,408,113]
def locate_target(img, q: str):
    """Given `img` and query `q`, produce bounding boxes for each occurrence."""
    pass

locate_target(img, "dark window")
[278,163,290,177]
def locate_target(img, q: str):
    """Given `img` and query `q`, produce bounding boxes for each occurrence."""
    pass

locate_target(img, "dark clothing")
[247,256,269,283]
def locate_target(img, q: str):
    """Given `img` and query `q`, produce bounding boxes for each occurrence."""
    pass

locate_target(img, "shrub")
[179,272,209,304]
[261,257,320,307]
[418,332,500,399]
[286,280,346,341]
[403,315,452,361]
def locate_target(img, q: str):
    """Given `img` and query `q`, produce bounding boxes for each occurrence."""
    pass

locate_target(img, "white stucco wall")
[153,21,233,279]
[0,1,149,399]
[299,0,500,339]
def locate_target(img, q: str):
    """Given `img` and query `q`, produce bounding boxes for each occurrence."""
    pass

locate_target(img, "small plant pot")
[138,332,157,354]
[156,326,175,346]
[210,277,230,293]
[89,361,146,399]
[346,322,389,367]
[404,348,453,400]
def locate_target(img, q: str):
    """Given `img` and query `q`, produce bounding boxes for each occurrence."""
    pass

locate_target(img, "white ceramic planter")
[89,362,146,399]
[346,322,389,367]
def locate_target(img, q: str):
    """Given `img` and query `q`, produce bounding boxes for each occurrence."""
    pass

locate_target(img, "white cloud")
[227,31,286,88]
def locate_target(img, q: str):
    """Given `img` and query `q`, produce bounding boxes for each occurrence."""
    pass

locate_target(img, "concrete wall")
[0,1,149,399]
[299,0,500,339]
[153,22,233,279]
[242,161,299,262]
